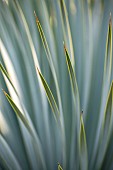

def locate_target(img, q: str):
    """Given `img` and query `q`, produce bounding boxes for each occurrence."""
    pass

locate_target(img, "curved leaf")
[2,90,33,135]
[58,0,75,65]
[92,14,112,166]
[96,81,113,169]
[0,154,11,170]
[37,68,60,122]
[0,135,21,170]
[0,62,18,96]
[34,14,66,165]
[64,44,80,169]
[34,11,64,123]
[2,90,46,169]
[64,44,78,97]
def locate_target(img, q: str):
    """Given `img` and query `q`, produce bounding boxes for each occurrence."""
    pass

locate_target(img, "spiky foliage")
[0,0,113,170]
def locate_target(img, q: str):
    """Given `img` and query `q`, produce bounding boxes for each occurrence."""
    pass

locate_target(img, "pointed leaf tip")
[36,67,60,122]
[36,67,40,74]
[63,42,66,52]
[2,89,7,96]
[34,10,36,17]
[81,110,83,115]
[109,13,112,26]
[34,11,39,23]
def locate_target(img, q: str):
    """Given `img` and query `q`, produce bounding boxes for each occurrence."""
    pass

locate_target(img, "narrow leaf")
[59,0,75,65]
[2,89,46,169]
[0,62,18,96]
[104,14,112,84]
[34,11,63,122]
[64,44,78,96]
[34,11,53,68]
[103,81,113,139]
[2,90,32,135]
[79,112,88,170]
[96,81,113,169]
[0,135,21,170]
[64,44,80,169]
[92,14,112,165]
[37,68,60,122]
[0,154,11,170]
[34,11,66,164]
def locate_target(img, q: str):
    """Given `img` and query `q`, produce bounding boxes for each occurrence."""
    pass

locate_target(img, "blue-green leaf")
[37,67,60,122]
[96,81,113,169]
[79,111,88,170]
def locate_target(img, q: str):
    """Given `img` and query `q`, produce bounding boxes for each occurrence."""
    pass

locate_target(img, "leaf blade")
[2,90,46,169]
[2,90,32,135]
[59,0,75,65]
[63,44,78,97]
[92,15,112,166]
[79,112,88,170]
[37,68,60,122]
[0,62,18,96]
[64,44,80,169]
[96,81,113,169]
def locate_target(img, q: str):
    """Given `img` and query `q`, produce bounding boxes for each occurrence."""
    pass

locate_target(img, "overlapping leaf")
[59,0,75,65]
[64,44,80,169]
[2,90,46,169]
[92,15,112,167]
[0,62,18,96]
[37,67,60,122]
[96,81,113,169]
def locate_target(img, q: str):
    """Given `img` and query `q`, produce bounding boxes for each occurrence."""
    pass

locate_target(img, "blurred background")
[0,0,113,169]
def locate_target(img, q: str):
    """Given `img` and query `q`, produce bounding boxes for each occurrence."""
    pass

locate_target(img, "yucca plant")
[0,0,113,169]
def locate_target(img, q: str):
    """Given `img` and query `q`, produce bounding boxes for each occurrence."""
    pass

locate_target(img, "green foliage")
[79,111,88,170]
[0,0,113,170]
[37,67,60,122]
